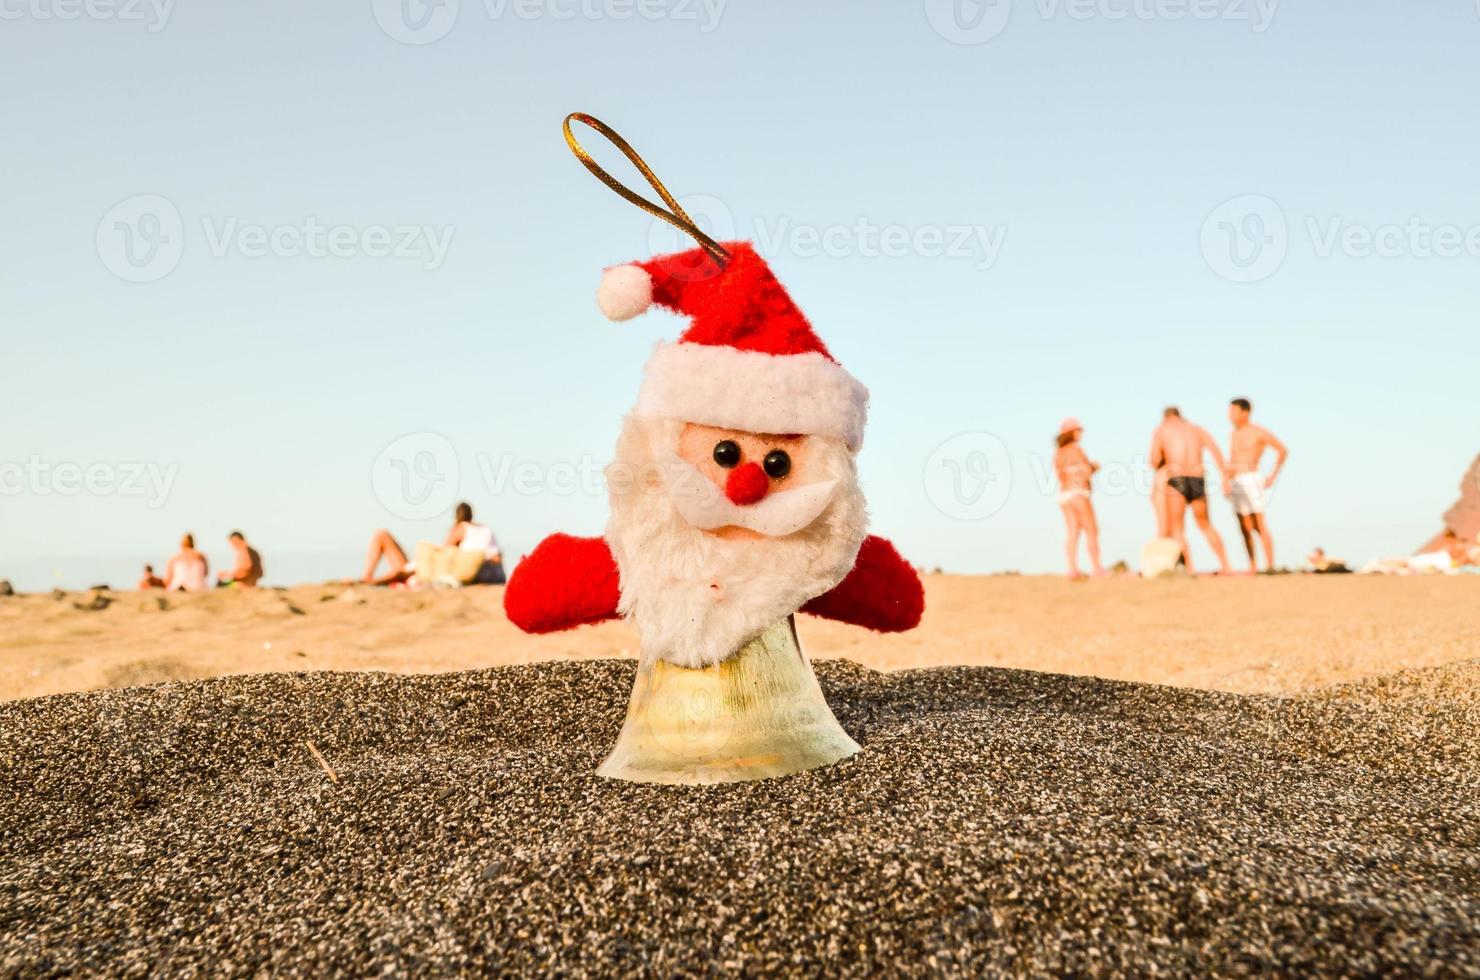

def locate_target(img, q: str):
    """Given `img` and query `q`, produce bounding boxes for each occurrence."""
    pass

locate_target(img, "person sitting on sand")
[1412,530,1475,572]
[136,564,165,590]
[163,534,209,592]
[1361,531,1475,575]
[445,503,506,584]
[1148,407,1234,575]
[361,502,506,586]
[1305,547,1350,574]
[1053,417,1104,579]
[1439,529,1475,568]
[217,530,264,588]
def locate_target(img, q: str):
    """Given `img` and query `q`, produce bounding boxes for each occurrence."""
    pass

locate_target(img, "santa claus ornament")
[503,113,925,784]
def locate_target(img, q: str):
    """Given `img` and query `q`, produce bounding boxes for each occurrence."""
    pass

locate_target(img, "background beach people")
[162,534,209,592]
[1149,407,1234,575]
[1053,418,1104,579]
[361,501,505,587]
[1227,398,1289,573]
[217,531,264,588]
[445,502,506,584]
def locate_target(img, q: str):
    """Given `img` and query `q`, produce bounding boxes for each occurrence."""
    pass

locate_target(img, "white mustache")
[664,460,838,538]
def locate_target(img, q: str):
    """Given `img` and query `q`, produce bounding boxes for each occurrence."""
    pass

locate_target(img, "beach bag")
[414,542,487,586]
[1139,537,1184,578]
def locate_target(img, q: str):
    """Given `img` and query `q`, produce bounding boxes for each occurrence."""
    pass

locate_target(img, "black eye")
[712,440,741,468]
[763,450,791,479]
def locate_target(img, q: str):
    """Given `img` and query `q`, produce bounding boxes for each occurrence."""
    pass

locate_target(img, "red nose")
[725,462,769,506]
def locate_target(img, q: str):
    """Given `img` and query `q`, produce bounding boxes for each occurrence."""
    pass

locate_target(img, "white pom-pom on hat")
[597,264,653,321]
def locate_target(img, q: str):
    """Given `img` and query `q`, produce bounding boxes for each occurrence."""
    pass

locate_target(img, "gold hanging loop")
[563,112,729,267]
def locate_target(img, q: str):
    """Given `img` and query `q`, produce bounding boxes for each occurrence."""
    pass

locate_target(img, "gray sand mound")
[2,661,1477,977]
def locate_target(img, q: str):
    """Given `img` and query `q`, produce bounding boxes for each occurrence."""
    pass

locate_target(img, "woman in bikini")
[1054,418,1104,580]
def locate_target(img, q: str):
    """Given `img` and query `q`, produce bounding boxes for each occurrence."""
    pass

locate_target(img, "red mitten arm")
[503,533,621,634]
[801,535,924,632]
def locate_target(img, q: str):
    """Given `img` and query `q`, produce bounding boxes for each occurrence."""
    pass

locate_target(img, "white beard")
[604,416,869,669]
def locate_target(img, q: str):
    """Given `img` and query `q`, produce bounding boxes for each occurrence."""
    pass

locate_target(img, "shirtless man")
[1148,407,1234,575]
[218,530,264,588]
[1226,398,1289,572]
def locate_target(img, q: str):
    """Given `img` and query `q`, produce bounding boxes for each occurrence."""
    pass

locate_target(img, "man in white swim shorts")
[1227,397,1289,573]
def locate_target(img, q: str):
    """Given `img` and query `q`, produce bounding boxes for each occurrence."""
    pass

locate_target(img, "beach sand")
[3,575,1478,703]
[2,657,1475,975]
[4,575,1477,974]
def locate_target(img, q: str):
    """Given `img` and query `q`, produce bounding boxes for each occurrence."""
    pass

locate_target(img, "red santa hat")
[596,241,869,451]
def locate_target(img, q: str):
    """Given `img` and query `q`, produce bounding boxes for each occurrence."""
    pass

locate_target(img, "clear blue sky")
[3,1,1478,590]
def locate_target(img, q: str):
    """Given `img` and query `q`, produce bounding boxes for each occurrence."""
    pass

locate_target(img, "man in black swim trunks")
[1149,407,1234,575]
